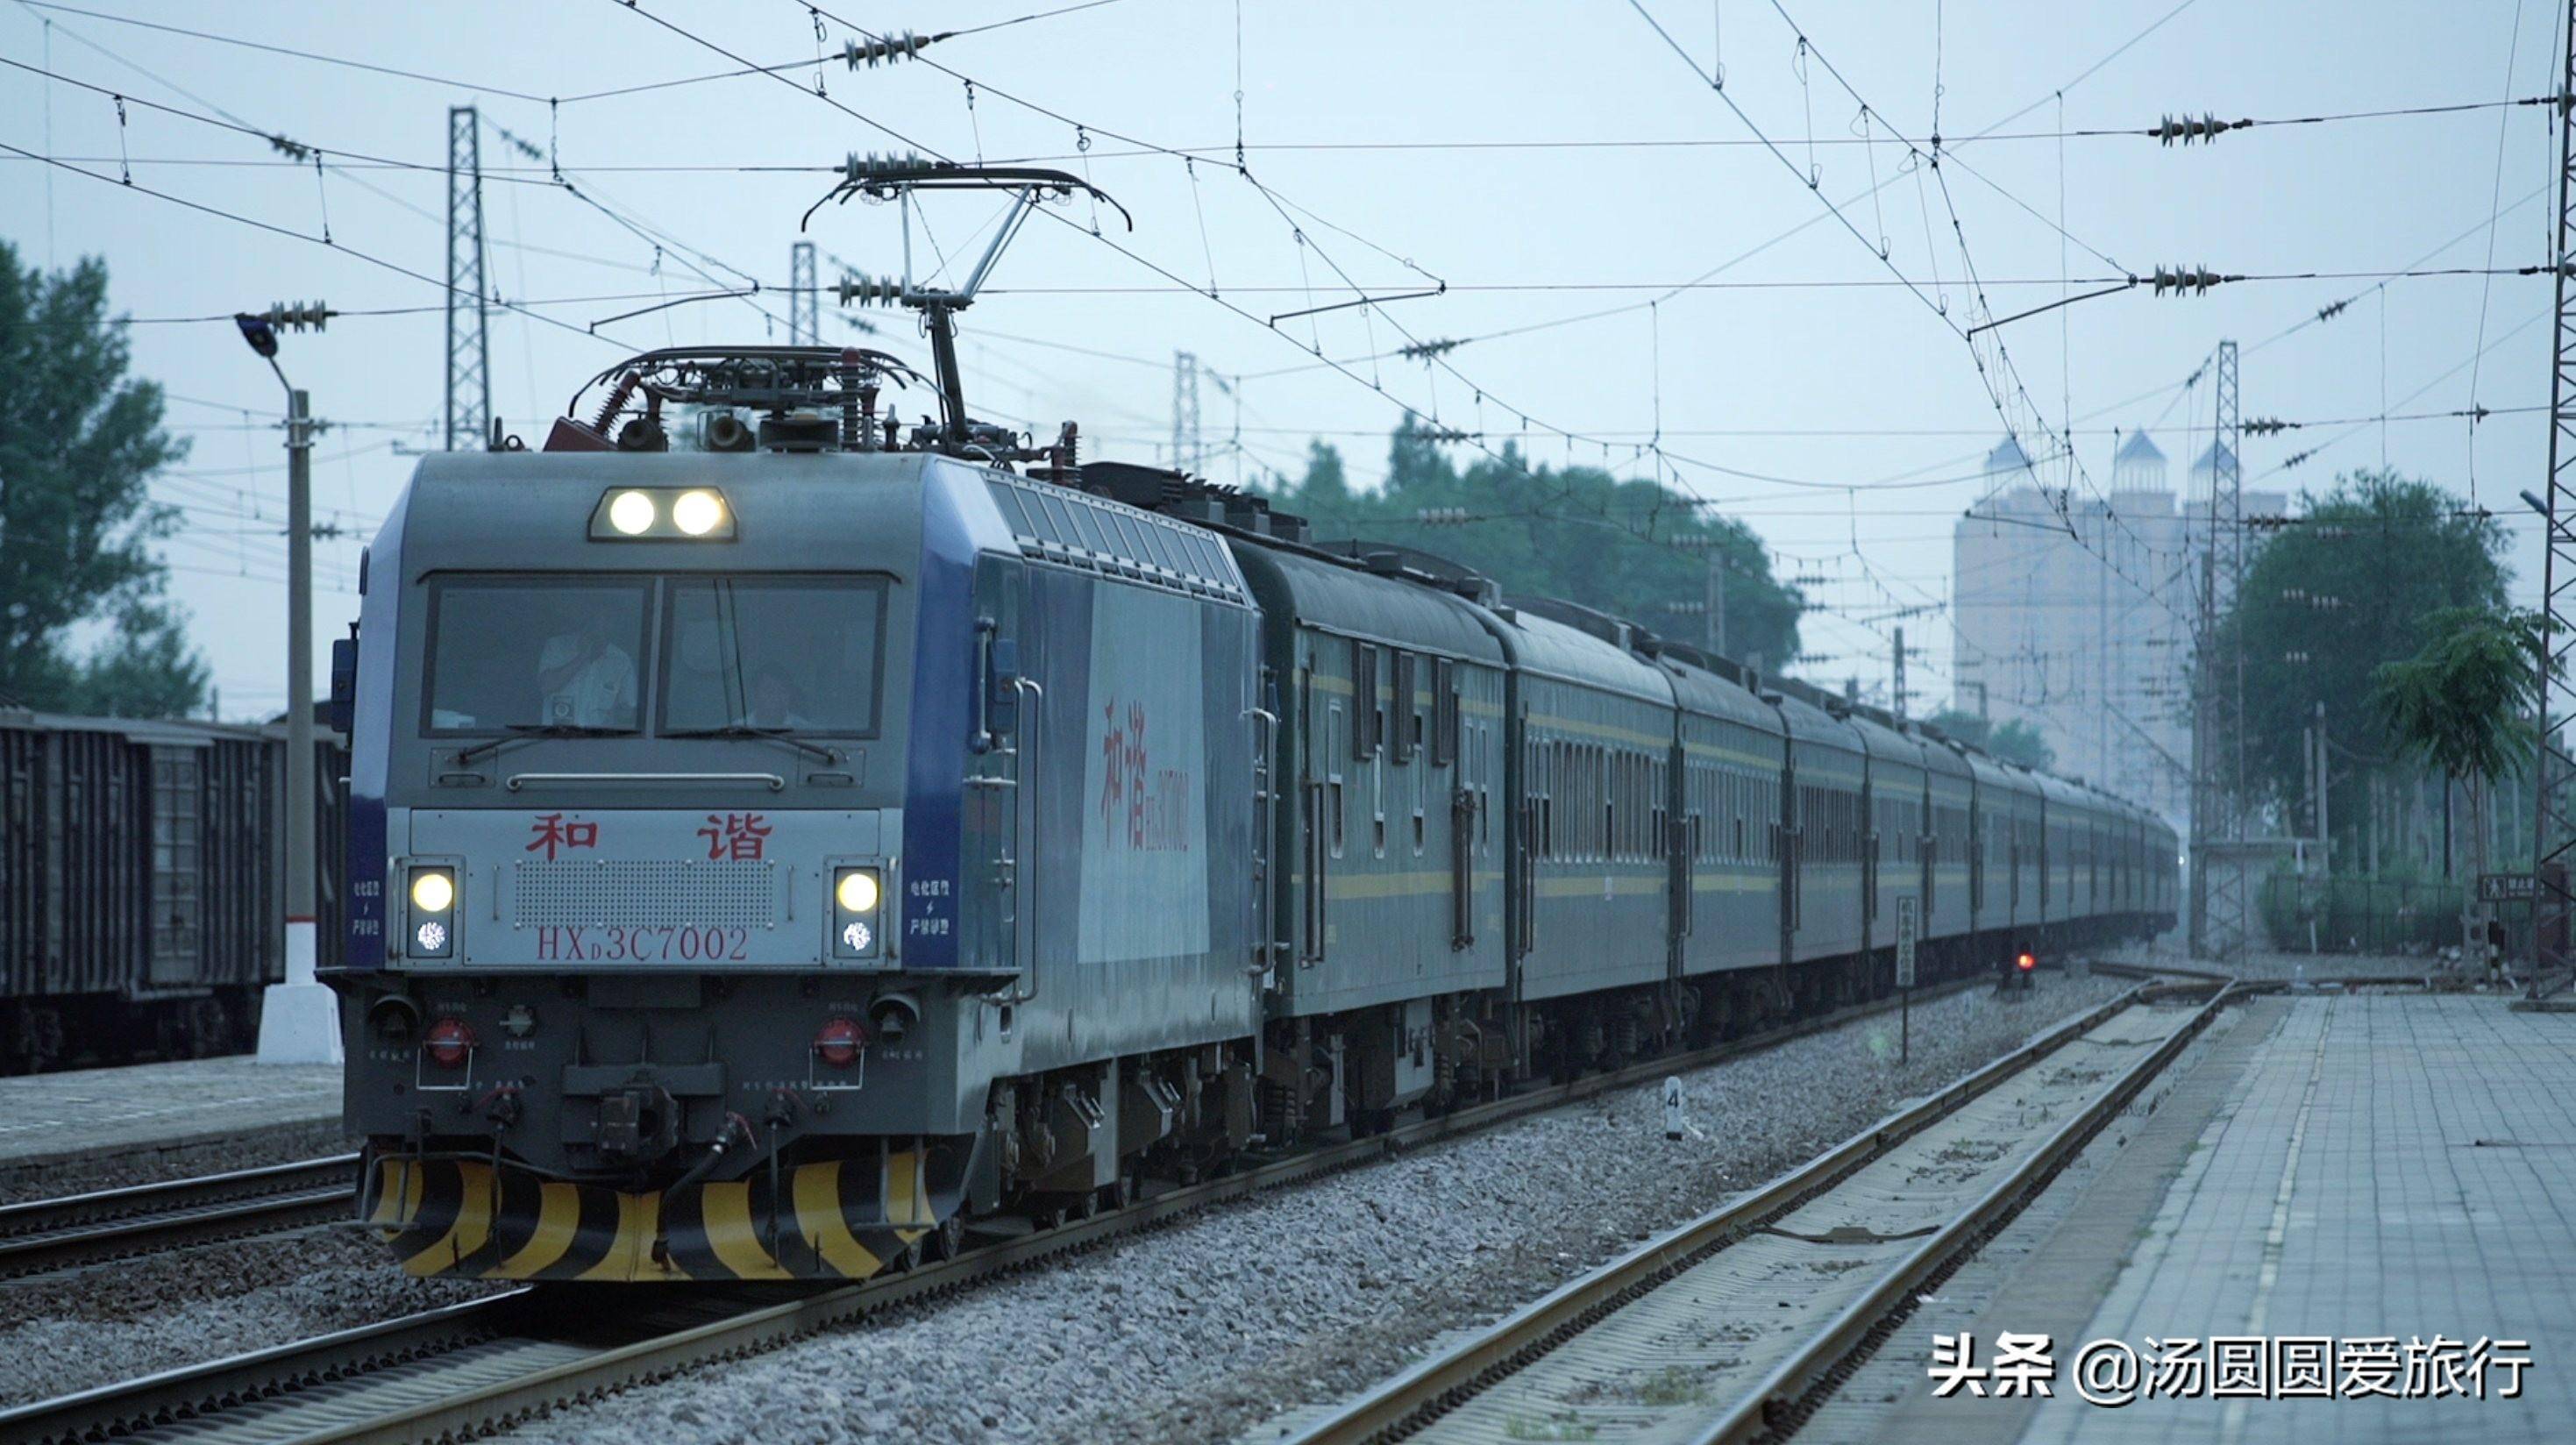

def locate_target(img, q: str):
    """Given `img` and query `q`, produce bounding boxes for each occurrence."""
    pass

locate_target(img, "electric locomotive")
[330,161,2178,1285]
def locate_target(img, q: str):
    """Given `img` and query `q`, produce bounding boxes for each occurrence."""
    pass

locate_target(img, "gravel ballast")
[0,1121,351,1207]
[492,975,2136,1445]
[0,1229,493,1408]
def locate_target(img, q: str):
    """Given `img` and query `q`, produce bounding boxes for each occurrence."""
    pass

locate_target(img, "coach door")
[967,557,1027,979]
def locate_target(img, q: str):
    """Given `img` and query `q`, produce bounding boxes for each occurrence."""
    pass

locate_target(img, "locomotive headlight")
[835,869,880,914]
[408,866,456,957]
[672,489,725,536]
[588,486,735,540]
[607,489,656,535]
[410,869,455,914]
[832,866,883,959]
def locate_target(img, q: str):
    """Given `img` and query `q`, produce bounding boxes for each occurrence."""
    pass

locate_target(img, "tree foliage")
[2220,469,2507,812]
[2372,606,2539,786]
[0,244,206,717]
[2371,604,2540,956]
[1257,418,1804,669]
[1922,707,2056,771]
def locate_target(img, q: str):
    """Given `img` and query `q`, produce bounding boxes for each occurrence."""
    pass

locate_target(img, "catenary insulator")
[844,31,938,68]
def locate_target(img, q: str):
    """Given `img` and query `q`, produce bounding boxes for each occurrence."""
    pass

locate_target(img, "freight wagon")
[0,709,346,1071]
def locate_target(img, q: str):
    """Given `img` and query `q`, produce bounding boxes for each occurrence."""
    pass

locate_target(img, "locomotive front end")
[336,427,1013,1282]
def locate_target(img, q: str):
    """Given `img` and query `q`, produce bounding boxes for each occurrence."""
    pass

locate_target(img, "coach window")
[1412,746,1428,855]
[1327,701,1347,859]
[1536,738,1555,859]
[1372,748,1388,858]
[1477,721,1494,852]
[1352,641,1379,759]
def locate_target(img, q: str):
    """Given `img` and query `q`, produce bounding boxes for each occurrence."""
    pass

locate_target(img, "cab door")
[966,556,1027,977]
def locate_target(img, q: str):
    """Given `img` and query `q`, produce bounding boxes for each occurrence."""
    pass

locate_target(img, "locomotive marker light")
[815,1016,865,1069]
[587,486,737,540]
[423,1017,475,1070]
[410,869,455,913]
[836,869,881,913]
[834,865,885,959]
[409,865,457,957]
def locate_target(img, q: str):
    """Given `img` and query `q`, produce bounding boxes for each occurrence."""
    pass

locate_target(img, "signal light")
[815,1016,865,1069]
[424,1017,476,1070]
[2016,951,2037,972]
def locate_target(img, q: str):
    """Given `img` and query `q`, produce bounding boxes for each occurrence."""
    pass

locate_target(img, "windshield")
[425,579,650,732]
[658,576,888,736]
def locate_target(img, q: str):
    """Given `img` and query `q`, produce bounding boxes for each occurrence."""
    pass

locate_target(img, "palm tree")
[2373,607,2544,970]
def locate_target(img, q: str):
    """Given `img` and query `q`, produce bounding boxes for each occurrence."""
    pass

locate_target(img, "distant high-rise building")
[1949,431,2282,827]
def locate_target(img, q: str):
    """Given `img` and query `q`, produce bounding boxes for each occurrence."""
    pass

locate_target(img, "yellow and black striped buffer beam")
[363,1149,955,1283]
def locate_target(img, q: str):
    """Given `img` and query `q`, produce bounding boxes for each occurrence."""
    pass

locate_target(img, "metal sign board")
[2480,872,2540,905]
[1895,895,1918,987]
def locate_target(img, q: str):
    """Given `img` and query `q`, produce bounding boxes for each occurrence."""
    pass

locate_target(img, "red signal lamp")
[815,1016,866,1069]
[424,1017,477,1069]
[2015,951,2037,972]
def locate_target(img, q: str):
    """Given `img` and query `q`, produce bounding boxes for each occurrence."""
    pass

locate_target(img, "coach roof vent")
[1069,460,1304,537]
[1519,596,1634,651]
[1311,538,1498,605]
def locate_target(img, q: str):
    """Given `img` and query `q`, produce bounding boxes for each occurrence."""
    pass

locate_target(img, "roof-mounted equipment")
[807,157,1130,461]
[549,345,922,454]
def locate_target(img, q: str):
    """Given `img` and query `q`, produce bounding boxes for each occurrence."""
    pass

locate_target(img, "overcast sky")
[1,0,2558,723]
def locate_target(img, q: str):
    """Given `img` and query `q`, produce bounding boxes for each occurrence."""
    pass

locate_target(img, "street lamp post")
[238,305,341,1066]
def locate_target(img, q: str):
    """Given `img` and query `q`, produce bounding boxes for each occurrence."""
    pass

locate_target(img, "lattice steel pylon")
[2190,338,2251,965]
[1171,350,1203,475]
[2530,1,2576,994]
[444,105,490,452]
[789,240,819,345]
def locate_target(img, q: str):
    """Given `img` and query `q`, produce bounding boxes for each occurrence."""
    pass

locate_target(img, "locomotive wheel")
[929,1213,966,1261]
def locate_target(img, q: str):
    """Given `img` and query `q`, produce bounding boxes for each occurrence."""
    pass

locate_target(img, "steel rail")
[1696,983,2233,1444]
[1280,981,2214,1445]
[0,1153,359,1281]
[2,974,2010,1445]
[2089,958,2436,992]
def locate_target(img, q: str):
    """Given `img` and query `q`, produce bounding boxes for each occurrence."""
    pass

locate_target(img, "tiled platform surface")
[2020,994,2576,1444]
[0,1054,341,1170]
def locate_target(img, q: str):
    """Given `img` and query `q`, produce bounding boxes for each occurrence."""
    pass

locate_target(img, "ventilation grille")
[513,859,777,929]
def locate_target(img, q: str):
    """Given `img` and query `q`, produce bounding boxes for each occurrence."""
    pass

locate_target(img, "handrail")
[503,772,786,793]
[1009,676,1045,1005]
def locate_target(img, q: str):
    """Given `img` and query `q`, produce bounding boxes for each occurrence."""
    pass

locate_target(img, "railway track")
[1280,979,2233,1445]
[2,974,2030,1445]
[0,1153,359,1282]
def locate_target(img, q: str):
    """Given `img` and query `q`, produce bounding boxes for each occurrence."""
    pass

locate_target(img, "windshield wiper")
[663,724,841,765]
[454,722,639,766]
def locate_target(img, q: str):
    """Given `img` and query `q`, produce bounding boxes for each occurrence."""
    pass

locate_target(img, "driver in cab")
[535,618,637,727]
